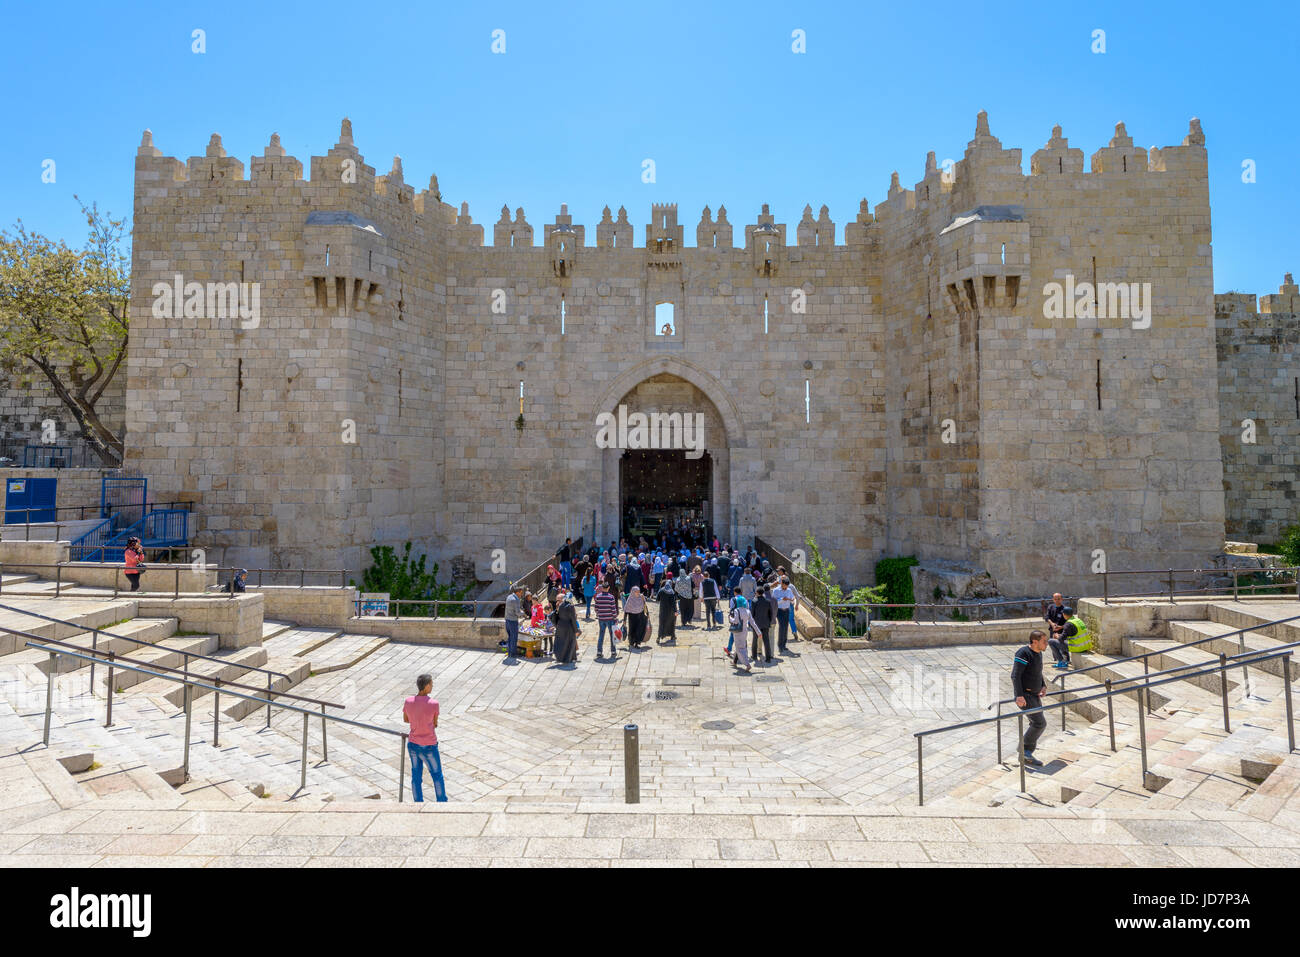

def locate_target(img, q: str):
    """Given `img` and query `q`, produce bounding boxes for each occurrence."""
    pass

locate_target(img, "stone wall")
[123,114,1231,597]
[1216,278,1300,544]
[0,358,124,467]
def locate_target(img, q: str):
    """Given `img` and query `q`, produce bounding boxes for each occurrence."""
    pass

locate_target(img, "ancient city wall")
[121,115,1236,595]
[1216,278,1300,544]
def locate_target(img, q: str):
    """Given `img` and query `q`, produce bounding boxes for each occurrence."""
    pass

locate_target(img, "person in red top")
[123,537,146,592]
[402,674,446,802]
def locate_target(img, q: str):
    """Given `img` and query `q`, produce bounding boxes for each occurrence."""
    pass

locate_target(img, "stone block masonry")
[123,114,1232,597]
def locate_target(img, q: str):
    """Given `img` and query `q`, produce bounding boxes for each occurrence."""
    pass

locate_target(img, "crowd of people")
[502,538,804,673]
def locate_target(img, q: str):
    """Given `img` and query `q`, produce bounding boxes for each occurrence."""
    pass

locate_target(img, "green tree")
[353,542,471,616]
[803,531,885,636]
[0,199,129,465]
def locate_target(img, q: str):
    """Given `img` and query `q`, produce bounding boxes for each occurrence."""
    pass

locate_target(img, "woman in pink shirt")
[402,674,446,802]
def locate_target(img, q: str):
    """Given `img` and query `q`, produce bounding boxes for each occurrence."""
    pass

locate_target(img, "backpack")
[728,597,741,630]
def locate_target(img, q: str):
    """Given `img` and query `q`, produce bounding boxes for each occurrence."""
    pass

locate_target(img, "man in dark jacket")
[1012,630,1050,767]
[750,584,777,663]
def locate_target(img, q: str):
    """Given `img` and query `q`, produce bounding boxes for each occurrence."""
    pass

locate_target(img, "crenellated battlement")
[135,112,1210,256]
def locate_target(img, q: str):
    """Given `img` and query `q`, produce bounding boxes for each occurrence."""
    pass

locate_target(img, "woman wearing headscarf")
[546,564,561,607]
[674,566,695,627]
[624,585,648,648]
[552,590,580,665]
[624,554,644,596]
[657,573,678,643]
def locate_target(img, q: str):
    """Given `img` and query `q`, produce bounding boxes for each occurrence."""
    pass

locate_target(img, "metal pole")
[1143,655,1152,713]
[1168,569,1175,604]
[89,630,97,688]
[43,652,55,745]
[1233,569,1239,602]
[265,672,272,728]
[398,733,407,803]
[995,701,1003,764]
[1136,686,1148,777]
[1219,652,1231,732]
[623,723,640,804]
[55,563,62,598]
[174,567,179,599]
[1285,656,1295,754]
[917,736,924,806]
[320,703,328,762]
[1105,679,1116,752]
[213,679,220,747]
[1017,712,1026,793]
[182,683,192,782]
[106,653,115,727]
[1061,673,1067,730]
[300,712,309,792]
[1103,571,1109,605]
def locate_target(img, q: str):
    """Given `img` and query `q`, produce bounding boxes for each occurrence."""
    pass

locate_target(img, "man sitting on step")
[1047,607,1092,670]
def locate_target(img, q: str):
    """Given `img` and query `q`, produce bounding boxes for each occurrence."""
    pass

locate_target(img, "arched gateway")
[595,358,743,548]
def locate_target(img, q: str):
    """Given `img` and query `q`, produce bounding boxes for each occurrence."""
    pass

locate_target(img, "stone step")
[262,619,294,641]
[219,655,313,721]
[1165,619,1300,680]
[11,618,179,674]
[0,599,138,655]
[261,625,343,660]
[1126,637,1245,695]
[1205,603,1300,646]
[0,573,38,587]
[128,645,269,706]
[98,635,223,692]
[302,633,390,675]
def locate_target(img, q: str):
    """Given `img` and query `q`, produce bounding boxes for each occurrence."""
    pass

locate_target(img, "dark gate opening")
[620,449,712,546]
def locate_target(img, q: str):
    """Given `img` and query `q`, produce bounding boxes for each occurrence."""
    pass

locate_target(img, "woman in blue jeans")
[402,673,447,802]
[582,568,597,620]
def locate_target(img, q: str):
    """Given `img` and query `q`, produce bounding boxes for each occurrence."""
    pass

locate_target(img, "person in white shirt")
[771,577,798,653]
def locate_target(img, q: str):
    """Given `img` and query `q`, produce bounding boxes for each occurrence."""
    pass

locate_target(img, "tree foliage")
[352,542,470,616]
[0,198,130,465]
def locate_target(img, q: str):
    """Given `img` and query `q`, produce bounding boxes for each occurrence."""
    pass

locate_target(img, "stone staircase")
[934,602,1300,813]
[0,599,403,804]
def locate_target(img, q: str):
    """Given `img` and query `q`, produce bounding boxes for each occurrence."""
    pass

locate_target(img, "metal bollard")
[624,724,640,804]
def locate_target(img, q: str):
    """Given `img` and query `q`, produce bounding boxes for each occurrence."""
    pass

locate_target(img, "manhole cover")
[654,690,679,701]
[663,677,701,687]
[701,720,735,731]
[755,675,785,683]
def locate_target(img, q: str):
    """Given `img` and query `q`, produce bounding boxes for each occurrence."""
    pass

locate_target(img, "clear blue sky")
[2,0,1295,295]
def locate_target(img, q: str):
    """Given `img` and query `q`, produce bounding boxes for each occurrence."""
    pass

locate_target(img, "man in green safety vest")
[1048,606,1092,669]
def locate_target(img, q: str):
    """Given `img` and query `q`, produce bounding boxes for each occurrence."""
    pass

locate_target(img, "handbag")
[713,608,723,625]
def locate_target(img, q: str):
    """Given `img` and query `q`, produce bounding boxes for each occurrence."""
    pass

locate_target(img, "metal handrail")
[27,632,343,709]
[0,601,294,684]
[24,638,411,801]
[2,501,194,521]
[510,537,584,595]
[913,646,1297,806]
[0,562,347,599]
